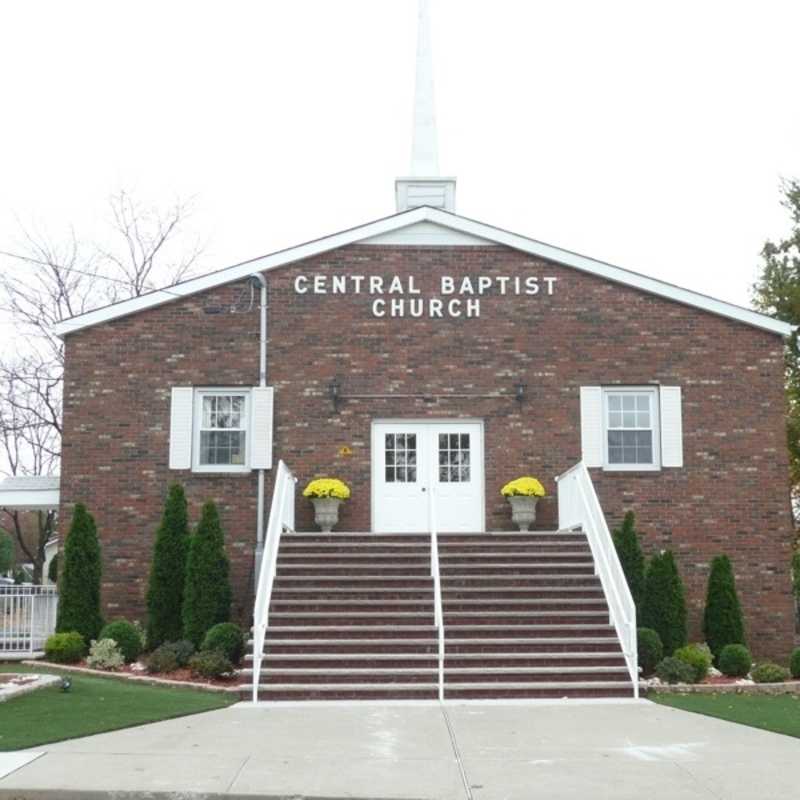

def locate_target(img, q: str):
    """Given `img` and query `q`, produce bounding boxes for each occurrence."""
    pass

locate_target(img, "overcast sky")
[1,0,799,332]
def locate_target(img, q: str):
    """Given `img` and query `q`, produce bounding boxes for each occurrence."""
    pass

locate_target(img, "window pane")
[385,434,394,450]
[439,434,447,448]
[460,433,470,449]
[407,434,416,449]
[386,451,394,466]
[386,466,395,482]
[407,467,417,482]
[622,395,635,411]
[637,395,649,411]
[622,411,636,427]
[608,431,623,447]
[609,412,622,428]
[203,397,215,427]
[449,433,458,449]
[440,466,449,482]
[460,465,470,482]
[637,411,650,428]
[608,395,621,411]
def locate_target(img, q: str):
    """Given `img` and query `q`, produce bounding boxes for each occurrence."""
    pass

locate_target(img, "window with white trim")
[193,390,250,472]
[603,388,660,470]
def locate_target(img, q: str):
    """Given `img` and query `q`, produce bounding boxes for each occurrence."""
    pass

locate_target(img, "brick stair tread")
[250,638,437,646]
[444,666,629,675]
[444,651,624,660]
[444,610,608,617]
[240,682,439,691]
[246,653,437,662]
[443,681,633,690]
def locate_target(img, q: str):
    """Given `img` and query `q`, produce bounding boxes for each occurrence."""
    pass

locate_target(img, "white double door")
[372,421,484,533]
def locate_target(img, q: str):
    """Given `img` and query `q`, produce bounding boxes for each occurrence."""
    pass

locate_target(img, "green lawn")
[0,663,237,750]
[651,693,800,739]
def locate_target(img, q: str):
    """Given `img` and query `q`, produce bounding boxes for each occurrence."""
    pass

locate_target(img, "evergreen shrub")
[147,644,179,674]
[99,620,142,663]
[44,631,86,663]
[613,511,645,612]
[86,638,125,670]
[182,501,232,646]
[655,656,695,685]
[637,628,663,677]
[718,644,752,678]
[146,484,190,649]
[641,551,687,656]
[673,644,713,683]
[702,555,745,663]
[202,623,245,664]
[56,503,103,643]
[751,662,790,684]
[189,649,233,679]
[790,648,800,679]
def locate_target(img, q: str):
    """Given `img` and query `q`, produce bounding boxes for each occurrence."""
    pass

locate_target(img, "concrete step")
[253,639,438,655]
[440,599,608,612]
[241,683,440,701]
[270,600,435,613]
[444,624,616,639]
[270,613,435,626]
[443,682,634,700]
[264,625,438,639]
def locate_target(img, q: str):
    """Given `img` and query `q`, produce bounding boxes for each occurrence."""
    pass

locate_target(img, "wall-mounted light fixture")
[329,377,341,413]
[515,382,526,404]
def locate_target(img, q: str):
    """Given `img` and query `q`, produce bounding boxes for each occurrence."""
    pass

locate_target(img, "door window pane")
[385,432,417,483]
[439,432,471,482]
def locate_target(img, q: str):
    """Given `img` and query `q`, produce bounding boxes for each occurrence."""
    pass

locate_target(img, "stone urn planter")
[311,497,343,533]
[303,478,351,533]
[500,476,547,532]
[507,495,539,532]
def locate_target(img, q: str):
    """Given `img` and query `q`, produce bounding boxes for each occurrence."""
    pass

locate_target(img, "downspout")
[250,273,268,578]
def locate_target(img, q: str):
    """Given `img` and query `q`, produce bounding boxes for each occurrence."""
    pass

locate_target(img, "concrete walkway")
[0,699,798,799]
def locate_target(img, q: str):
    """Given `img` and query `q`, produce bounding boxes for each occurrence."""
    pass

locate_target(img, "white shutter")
[660,386,683,468]
[169,387,194,470]
[580,386,604,468]
[250,386,274,470]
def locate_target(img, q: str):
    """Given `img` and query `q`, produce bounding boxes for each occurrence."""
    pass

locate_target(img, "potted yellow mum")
[501,477,546,531]
[303,478,351,532]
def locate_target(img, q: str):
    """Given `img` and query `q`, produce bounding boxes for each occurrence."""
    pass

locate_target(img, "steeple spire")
[410,0,439,176]
[395,0,456,213]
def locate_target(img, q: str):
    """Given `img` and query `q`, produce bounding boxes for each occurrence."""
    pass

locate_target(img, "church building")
[53,1,795,700]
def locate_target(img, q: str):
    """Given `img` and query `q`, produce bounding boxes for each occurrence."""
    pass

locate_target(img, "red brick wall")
[60,244,796,658]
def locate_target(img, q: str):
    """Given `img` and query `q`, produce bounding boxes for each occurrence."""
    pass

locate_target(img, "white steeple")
[395,0,456,213]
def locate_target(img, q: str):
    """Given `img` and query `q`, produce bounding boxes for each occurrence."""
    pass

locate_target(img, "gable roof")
[53,206,793,338]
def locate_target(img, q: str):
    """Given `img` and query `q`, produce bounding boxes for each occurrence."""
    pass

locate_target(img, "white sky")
[1,0,799,329]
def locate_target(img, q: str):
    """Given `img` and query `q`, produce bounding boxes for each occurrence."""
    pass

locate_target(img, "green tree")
[612,510,646,614]
[702,555,745,662]
[752,179,800,495]
[47,553,59,584]
[640,550,687,656]
[56,503,103,642]
[0,530,13,574]
[182,501,232,646]
[146,484,190,648]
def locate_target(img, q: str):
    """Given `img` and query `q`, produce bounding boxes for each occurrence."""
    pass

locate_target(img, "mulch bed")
[21,659,241,693]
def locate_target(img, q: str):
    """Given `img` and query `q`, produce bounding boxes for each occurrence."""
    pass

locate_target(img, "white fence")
[0,585,58,656]
[555,461,639,696]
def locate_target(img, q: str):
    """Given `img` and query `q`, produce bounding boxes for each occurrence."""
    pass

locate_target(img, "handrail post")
[429,486,444,702]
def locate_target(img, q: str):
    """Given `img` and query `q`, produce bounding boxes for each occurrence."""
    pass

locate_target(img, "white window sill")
[602,463,661,472]
[192,465,251,475]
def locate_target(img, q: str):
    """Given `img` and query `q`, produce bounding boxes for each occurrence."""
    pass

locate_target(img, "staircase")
[439,531,634,698]
[241,533,440,700]
[240,529,635,701]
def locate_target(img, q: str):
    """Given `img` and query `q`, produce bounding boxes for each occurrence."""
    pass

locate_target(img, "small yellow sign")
[338,445,353,457]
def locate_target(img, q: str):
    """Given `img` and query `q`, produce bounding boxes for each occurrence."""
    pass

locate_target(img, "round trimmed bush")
[790,648,800,680]
[45,631,86,664]
[719,644,752,678]
[673,643,713,683]
[638,628,663,677]
[99,619,142,663]
[188,649,234,679]
[201,623,245,664]
[751,662,790,684]
[147,644,179,674]
[655,656,696,685]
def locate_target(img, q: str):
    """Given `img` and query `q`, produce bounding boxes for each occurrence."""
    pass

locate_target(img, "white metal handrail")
[555,461,639,697]
[0,585,58,655]
[429,487,444,701]
[251,460,297,702]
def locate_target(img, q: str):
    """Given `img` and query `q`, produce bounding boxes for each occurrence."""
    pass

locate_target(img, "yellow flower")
[303,478,351,500]
[500,477,546,498]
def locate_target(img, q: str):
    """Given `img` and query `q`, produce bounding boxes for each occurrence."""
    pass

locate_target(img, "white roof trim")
[0,476,60,510]
[53,207,793,338]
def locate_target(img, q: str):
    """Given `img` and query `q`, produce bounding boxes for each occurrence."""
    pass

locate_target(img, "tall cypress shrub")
[702,554,745,662]
[56,503,103,643]
[182,500,232,646]
[612,510,645,614]
[641,550,687,656]
[146,484,190,648]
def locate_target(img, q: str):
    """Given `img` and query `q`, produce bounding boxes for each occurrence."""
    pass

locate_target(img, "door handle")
[421,487,427,492]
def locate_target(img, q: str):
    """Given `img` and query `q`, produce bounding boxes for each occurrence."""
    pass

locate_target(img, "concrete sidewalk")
[0,699,798,799]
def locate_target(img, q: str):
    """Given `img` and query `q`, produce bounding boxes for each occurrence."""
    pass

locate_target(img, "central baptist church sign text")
[293,274,558,318]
